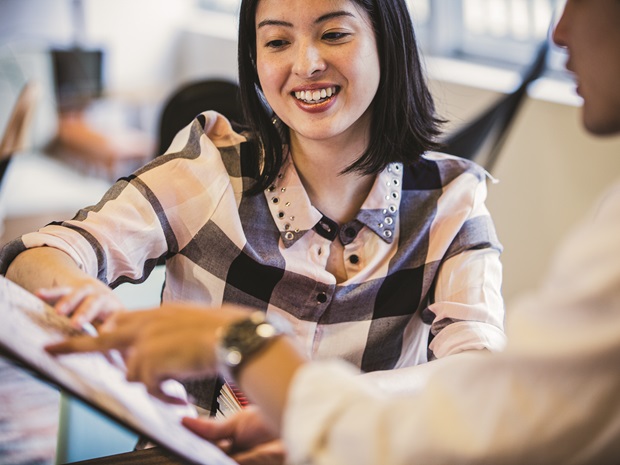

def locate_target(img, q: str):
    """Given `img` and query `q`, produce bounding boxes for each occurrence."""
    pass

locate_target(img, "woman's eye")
[322,31,350,41]
[265,39,288,48]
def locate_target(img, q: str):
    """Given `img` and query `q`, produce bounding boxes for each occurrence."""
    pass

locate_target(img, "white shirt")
[283,179,620,465]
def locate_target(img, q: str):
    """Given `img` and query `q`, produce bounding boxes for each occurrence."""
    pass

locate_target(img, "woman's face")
[254,0,380,148]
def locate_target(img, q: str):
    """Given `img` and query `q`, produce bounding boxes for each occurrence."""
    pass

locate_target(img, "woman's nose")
[292,42,327,77]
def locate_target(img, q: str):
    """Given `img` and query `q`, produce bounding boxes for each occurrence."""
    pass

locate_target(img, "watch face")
[255,322,279,338]
[221,347,243,367]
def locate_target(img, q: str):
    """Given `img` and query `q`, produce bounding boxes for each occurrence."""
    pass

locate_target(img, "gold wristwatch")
[216,311,283,379]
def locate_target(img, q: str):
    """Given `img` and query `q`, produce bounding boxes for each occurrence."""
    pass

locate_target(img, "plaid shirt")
[0,111,505,378]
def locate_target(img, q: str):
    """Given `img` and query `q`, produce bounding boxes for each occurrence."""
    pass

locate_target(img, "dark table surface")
[69,447,193,465]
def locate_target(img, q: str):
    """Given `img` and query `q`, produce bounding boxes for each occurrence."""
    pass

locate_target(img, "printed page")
[0,275,235,465]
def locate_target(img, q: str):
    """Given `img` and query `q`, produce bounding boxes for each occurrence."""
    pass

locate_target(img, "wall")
[484,97,620,306]
[424,59,620,306]
[0,0,193,94]
[0,0,195,143]
[426,62,620,308]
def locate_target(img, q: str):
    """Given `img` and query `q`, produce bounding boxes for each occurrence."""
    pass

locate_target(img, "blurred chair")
[0,81,40,185]
[440,39,550,171]
[0,81,40,239]
[156,79,243,157]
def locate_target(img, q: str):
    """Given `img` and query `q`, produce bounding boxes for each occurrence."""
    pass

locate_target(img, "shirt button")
[349,254,359,264]
[317,292,328,304]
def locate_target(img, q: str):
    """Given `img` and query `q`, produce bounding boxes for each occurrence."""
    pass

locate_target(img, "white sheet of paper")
[0,275,235,465]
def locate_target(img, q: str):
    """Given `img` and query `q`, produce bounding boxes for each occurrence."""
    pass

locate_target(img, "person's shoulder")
[195,111,248,148]
[421,151,486,174]
[402,152,491,189]
[133,112,255,180]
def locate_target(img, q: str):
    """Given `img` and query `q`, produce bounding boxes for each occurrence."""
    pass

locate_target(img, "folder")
[0,275,235,465]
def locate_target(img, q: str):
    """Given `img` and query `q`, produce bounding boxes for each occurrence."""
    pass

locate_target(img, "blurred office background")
[1,0,620,464]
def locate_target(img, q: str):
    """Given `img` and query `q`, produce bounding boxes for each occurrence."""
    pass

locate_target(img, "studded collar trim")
[264,157,403,248]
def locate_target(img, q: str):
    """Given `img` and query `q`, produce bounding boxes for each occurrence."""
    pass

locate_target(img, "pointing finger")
[44,330,133,355]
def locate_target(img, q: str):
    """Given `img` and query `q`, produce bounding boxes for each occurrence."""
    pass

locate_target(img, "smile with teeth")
[294,86,338,104]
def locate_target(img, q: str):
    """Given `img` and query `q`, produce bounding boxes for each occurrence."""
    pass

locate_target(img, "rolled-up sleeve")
[0,112,241,288]
[425,162,506,359]
[428,247,506,358]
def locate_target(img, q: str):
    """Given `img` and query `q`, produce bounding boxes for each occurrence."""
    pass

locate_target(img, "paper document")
[0,275,235,465]
[216,380,248,420]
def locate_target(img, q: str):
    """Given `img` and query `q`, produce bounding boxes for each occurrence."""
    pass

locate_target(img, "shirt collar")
[355,163,402,244]
[264,158,402,248]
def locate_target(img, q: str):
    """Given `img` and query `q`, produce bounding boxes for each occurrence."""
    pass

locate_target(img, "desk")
[0,354,59,464]
[50,110,154,182]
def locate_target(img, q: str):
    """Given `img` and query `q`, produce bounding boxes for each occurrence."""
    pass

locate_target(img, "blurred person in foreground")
[47,0,620,464]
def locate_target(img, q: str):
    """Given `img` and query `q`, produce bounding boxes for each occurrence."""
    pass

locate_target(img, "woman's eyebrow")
[257,19,293,29]
[257,11,355,29]
[315,11,355,24]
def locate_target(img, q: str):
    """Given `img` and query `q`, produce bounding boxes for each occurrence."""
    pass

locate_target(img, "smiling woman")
[253,0,382,188]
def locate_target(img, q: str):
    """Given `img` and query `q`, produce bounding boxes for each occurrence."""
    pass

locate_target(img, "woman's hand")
[46,304,252,401]
[183,407,286,465]
[36,277,125,328]
[5,246,125,327]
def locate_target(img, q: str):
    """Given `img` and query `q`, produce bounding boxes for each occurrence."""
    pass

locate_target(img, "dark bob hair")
[237,0,444,193]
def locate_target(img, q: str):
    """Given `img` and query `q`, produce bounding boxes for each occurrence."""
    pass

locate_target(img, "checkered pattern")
[0,112,505,378]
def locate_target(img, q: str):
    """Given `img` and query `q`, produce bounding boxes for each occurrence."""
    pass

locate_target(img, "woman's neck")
[288,132,376,225]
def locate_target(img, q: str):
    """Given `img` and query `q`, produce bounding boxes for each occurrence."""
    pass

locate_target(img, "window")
[196,0,240,15]
[410,0,566,71]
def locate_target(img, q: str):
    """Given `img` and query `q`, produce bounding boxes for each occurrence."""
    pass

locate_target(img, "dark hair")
[238,0,444,194]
